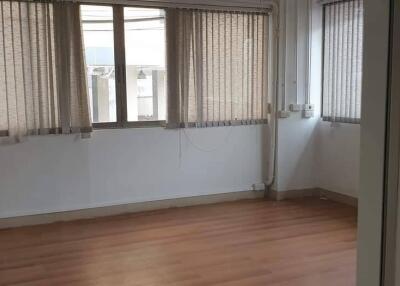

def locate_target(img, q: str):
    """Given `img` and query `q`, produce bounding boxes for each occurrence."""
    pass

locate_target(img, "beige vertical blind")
[0,1,91,142]
[167,8,271,128]
[322,0,364,123]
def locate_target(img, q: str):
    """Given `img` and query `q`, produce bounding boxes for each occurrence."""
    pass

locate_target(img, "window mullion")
[113,5,127,127]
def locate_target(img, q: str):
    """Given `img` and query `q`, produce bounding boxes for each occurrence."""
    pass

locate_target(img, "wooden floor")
[0,198,357,286]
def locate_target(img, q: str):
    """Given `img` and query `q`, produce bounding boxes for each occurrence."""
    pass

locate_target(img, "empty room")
[0,0,398,285]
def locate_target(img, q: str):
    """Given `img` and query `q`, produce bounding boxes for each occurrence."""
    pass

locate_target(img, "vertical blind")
[167,8,271,128]
[0,1,91,142]
[322,0,364,123]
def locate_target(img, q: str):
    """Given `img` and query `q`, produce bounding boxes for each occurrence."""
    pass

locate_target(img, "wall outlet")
[302,109,314,118]
[289,104,302,112]
[303,104,314,111]
[302,104,315,118]
[278,110,290,118]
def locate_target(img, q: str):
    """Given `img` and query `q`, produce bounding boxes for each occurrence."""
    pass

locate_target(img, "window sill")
[322,117,361,124]
[93,120,166,130]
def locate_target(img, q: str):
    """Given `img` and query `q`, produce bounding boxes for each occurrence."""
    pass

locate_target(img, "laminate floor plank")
[0,198,357,286]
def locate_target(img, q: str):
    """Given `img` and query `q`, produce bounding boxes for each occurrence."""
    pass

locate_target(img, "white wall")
[312,0,360,198]
[316,122,360,197]
[275,0,360,198]
[275,114,319,191]
[275,0,321,192]
[0,126,266,218]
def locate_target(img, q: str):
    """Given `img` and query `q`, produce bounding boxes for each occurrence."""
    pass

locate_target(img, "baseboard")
[0,190,264,230]
[268,188,320,201]
[268,187,358,208]
[318,188,358,207]
[0,188,357,229]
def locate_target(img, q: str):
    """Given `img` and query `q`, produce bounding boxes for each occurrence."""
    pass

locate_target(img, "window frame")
[81,3,167,129]
[320,0,362,124]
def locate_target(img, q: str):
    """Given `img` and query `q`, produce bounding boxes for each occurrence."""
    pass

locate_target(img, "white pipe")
[265,0,280,187]
[281,0,287,111]
[294,0,299,105]
[305,0,312,104]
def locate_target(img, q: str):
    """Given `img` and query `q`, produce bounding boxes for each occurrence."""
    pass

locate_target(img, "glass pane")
[81,6,117,123]
[124,8,166,122]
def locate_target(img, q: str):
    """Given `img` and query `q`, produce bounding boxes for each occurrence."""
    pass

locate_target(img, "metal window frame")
[83,3,168,129]
[77,0,273,13]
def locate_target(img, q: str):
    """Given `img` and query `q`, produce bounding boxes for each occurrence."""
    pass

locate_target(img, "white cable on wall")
[182,128,234,153]
[265,1,280,186]
[305,0,312,105]
[282,0,288,111]
[294,0,299,105]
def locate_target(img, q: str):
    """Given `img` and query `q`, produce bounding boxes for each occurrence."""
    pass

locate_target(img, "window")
[0,1,91,141]
[1,2,273,141]
[81,5,272,129]
[81,6,116,124]
[81,5,166,128]
[124,7,166,122]
[166,9,272,128]
[322,0,364,124]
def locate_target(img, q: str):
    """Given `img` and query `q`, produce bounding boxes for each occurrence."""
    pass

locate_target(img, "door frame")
[357,0,392,286]
[382,0,400,284]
